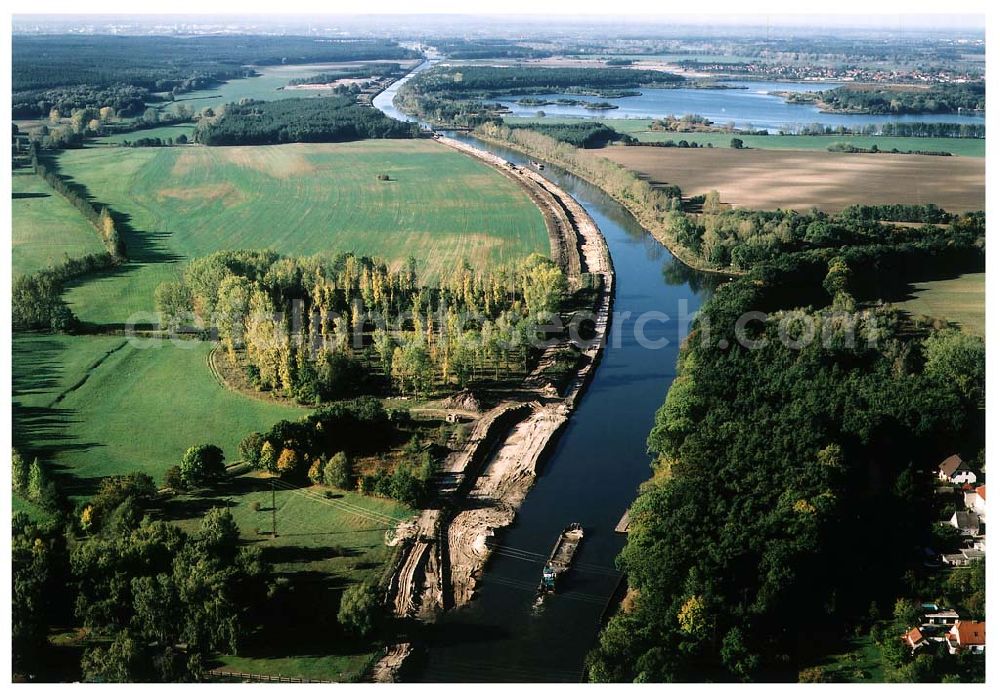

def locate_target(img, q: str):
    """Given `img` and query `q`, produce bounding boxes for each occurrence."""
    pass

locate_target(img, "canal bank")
[374,73,716,683]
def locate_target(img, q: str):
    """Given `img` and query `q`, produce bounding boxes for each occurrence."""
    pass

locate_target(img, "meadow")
[167,475,413,681]
[503,117,986,157]
[55,140,549,325]
[12,170,106,276]
[94,122,197,145]
[12,333,302,496]
[158,61,420,117]
[894,272,985,337]
[595,146,985,213]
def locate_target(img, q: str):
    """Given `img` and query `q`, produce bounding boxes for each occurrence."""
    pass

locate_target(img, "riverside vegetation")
[585,201,985,683]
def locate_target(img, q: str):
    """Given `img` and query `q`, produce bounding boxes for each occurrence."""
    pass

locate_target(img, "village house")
[938,454,977,485]
[949,510,982,536]
[941,548,986,567]
[963,484,986,521]
[903,626,928,652]
[946,620,986,655]
[924,609,960,626]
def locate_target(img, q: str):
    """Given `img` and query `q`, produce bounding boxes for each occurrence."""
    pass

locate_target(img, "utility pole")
[271,475,278,538]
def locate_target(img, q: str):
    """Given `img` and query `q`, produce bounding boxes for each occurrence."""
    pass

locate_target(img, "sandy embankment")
[384,136,614,621]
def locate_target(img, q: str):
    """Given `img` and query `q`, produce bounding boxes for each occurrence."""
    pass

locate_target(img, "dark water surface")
[374,75,716,683]
[414,136,716,682]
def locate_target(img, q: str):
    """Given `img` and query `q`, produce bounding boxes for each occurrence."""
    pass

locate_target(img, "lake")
[497,80,986,132]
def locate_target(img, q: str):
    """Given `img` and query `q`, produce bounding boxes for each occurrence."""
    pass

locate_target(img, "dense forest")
[787,82,985,115]
[12,35,418,116]
[586,220,985,682]
[194,97,419,145]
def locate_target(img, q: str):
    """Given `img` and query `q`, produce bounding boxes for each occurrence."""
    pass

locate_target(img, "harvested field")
[596,147,985,213]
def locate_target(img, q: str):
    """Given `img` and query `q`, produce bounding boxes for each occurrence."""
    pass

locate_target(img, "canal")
[376,75,716,679]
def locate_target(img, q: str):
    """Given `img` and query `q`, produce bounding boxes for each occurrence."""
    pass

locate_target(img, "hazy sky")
[12,0,986,30]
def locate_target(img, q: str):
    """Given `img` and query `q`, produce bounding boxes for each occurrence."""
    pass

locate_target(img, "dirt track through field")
[597,147,985,213]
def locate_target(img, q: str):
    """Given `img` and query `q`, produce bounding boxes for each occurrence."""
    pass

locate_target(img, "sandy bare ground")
[596,147,985,213]
[371,643,413,683]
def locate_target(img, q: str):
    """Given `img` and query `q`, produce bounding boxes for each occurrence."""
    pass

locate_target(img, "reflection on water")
[411,135,712,683]
[499,80,985,132]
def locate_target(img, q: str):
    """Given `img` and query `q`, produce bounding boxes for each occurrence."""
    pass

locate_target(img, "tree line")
[786,121,984,139]
[156,249,568,404]
[32,149,126,260]
[194,97,419,146]
[12,399,402,682]
[12,465,269,681]
[787,82,985,115]
[662,197,983,272]
[587,229,985,682]
[12,151,128,331]
[285,63,403,86]
[508,121,633,148]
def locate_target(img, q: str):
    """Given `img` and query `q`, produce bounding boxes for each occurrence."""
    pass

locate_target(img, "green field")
[55,140,548,324]
[166,476,412,681]
[12,171,106,276]
[503,117,986,157]
[894,272,985,337]
[94,123,196,145]
[12,334,302,495]
[159,62,409,116]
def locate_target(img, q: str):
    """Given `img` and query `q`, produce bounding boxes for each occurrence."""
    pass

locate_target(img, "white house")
[938,454,977,485]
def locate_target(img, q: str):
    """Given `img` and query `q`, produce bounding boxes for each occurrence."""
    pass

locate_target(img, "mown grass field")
[55,140,548,325]
[94,123,196,145]
[12,334,302,496]
[165,476,412,681]
[894,272,985,337]
[12,171,106,276]
[503,117,986,157]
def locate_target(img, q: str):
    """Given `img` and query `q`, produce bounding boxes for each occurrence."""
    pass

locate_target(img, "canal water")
[413,141,715,682]
[376,66,716,683]
[377,72,715,677]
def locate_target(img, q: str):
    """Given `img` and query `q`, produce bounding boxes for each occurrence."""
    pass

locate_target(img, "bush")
[163,465,184,491]
[323,452,354,490]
